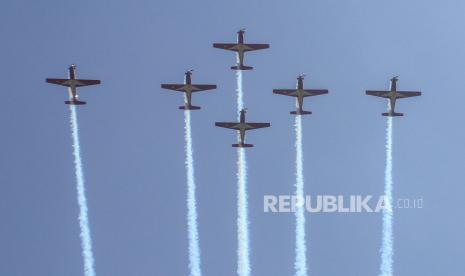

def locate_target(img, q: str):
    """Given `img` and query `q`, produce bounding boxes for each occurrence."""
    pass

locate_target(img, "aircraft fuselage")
[388,78,398,114]
[68,65,78,100]
[232,31,253,67]
[296,77,305,111]
[183,71,193,106]
[234,110,259,144]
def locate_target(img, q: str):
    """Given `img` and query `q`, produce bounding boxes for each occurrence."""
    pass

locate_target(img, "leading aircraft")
[213,29,269,70]
[366,76,421,116]
[273,74,328,115]
[215,109,270,148]
[161,70,217,110]
[46,64,101,105]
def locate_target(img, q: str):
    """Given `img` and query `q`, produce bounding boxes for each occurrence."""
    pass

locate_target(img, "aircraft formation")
[42,28,423,276]
[46,29,422,147]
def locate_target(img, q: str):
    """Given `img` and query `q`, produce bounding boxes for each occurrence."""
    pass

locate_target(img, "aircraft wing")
[75,79,101,87]
[161,84,185,91]
[213,43,239,52]
[274,89,328,97]
[273,89,298,97]
[366,90,391,98]
[215,122,240,130]
[192,84,217,92]
[396,91,422,98]
[302,89,329,97]
[46,78,100,87]
[243,44,270,52]
[46,78,70,87]
[246,123,271,130]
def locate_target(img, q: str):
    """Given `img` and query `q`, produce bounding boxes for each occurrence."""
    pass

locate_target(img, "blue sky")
[1,0,465,275]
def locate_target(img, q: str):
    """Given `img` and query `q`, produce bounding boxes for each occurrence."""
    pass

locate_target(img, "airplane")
[366,76,421,116]
[161,70,217,110]
[273,74,328,115]
[46,64,101,105]
[213,28,269,70]
[215,108,270,148]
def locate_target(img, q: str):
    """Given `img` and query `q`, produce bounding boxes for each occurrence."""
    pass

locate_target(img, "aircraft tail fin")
[382,112,403,117]
[232,143,254,148]
[230,65,253,70]
[179,105,201,110]
[65,100,86,105]
[290,110,312,115]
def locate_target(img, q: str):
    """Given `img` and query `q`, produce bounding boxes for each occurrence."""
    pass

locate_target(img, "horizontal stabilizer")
[230,65,253,71]
[382,112,403,117]
[65,100,86,105]
[290,110,312,115]
[179,105,201,110]
[232,143,254,148]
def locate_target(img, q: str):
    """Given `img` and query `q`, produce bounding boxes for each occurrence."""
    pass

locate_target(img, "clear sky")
[1,0,465,275]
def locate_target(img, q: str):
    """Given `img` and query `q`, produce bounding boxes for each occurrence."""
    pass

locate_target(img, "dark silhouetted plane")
[273,74,328,115]
[366,76,421,116]
[46,64,101,105]
[161,70,217,110]
[213,29,269,70]
[215,109,270,148]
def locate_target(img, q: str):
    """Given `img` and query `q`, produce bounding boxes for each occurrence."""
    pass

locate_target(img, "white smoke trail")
[380,116,393,276]
[237,147,250,276]
[294,116,307,276]
[235,61,250,276]
[183,110,202,276]
[236,68,244,112]
[69,105,96,276]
